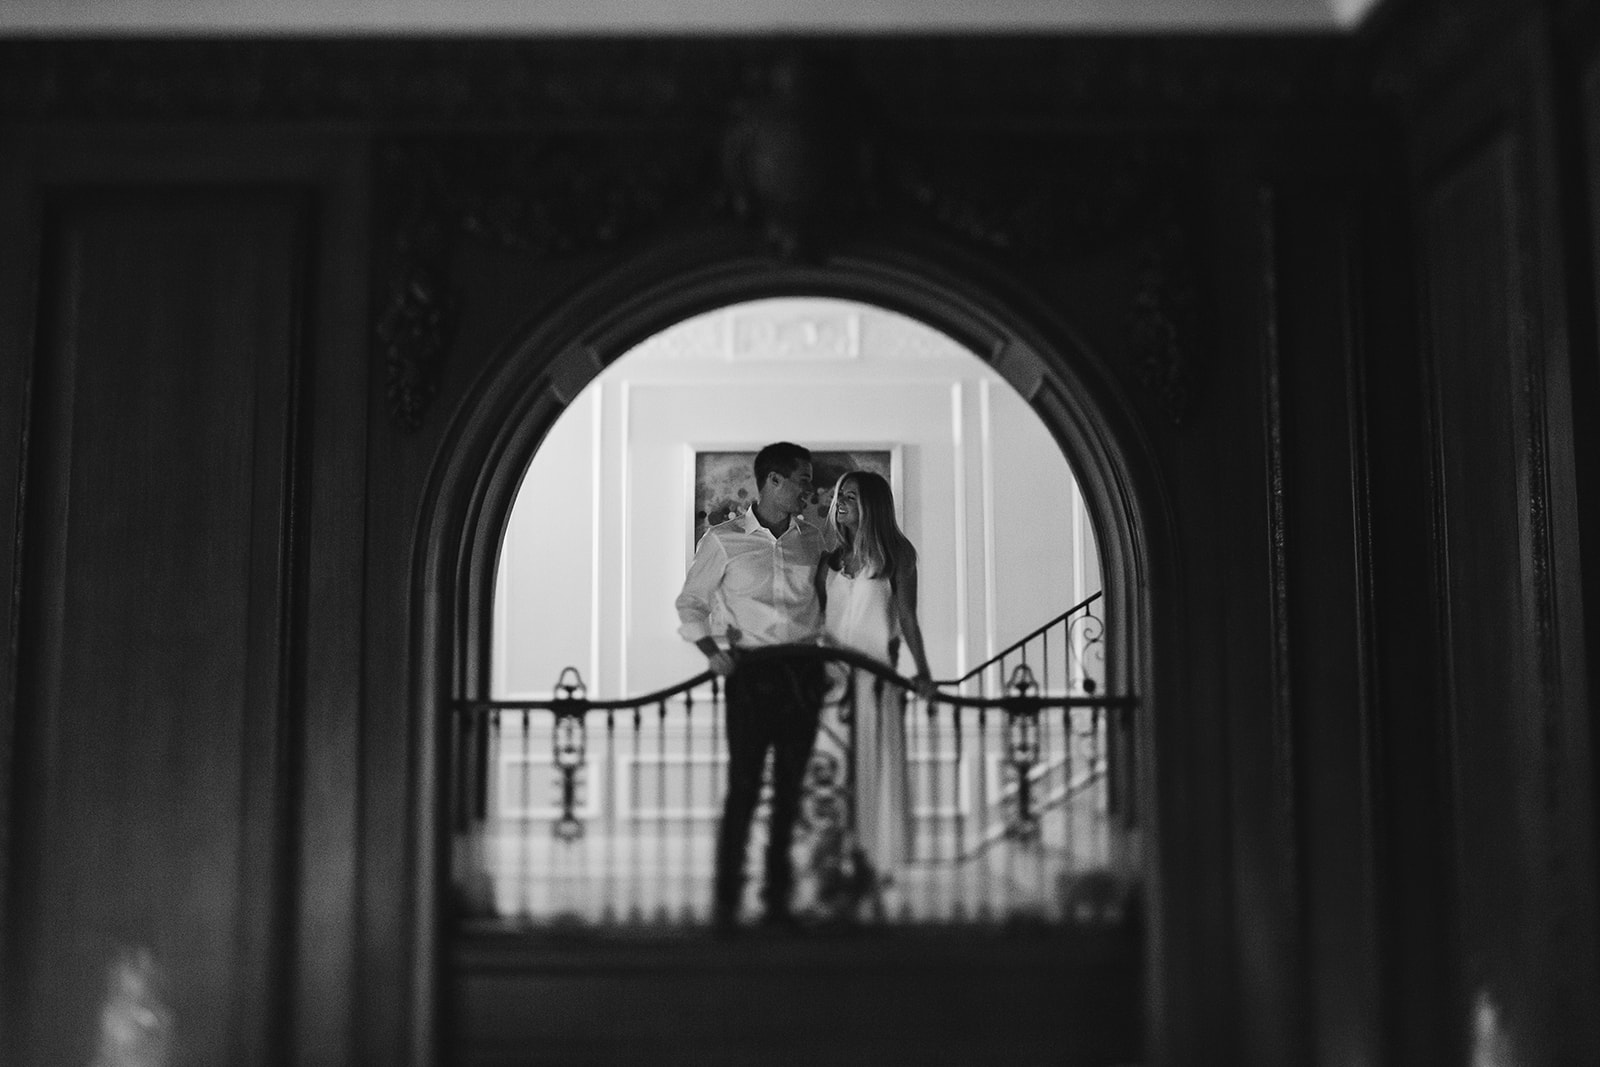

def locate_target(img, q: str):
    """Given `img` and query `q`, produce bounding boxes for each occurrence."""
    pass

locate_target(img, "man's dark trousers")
[714,652,827,924]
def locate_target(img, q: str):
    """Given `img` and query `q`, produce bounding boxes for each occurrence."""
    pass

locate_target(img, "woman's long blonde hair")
[825,470,915,585]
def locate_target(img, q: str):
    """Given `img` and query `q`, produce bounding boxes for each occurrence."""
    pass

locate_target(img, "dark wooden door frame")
[408,231,1207,1064]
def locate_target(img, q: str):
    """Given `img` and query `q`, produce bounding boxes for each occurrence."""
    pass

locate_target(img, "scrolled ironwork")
[1067,608,1106,696]
[799,746,861,919]
[937,591,1103,697]
[449,642,1138,929]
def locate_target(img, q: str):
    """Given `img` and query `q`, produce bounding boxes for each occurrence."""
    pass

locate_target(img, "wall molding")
[0,38,1365,124]
[372,125,1212,428]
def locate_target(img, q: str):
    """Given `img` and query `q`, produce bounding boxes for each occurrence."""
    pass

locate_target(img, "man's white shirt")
[675,508,824,648]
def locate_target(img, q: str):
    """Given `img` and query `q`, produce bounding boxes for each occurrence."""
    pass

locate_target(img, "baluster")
[840,665,857,925]
[1063,704,1077,888]
[908,674,924,881]
[975,702,991,923]
[710,675,722,926]
[1003,666,1042,923]
[1070,610,1079,690]
[549,670,590,926]
[1054,617,1064,697]
[1003,705,1017,921]
[630,704,642,924]
[1038,697,1055,915]
[681,686,695,923]
[909,686,928,920]
[922,685,935,921]
[946,698,963,924]
[604,709,616,924]
[656,698,669,924]
[1068,608,1082,695]
[940,697,953,921]
[518,708,533,922]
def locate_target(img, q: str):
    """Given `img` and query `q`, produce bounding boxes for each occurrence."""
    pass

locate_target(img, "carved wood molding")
[359,47,1218,429]
[883,136,1164,258]
[0,41,1238,430]
[1129,214,1205,425]
[1,38,1364,124]
[373,133,723,429]
[373,124,1209,429]
[1368,0,1529,112]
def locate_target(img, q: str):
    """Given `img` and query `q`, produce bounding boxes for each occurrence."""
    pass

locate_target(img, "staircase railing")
[937,590,1104,699]
[450,643,1138,932]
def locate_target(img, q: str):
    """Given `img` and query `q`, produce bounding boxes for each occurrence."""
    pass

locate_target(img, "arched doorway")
[484,295,1110,927]
[496,296,1102,701]
[413,239,1177,1064]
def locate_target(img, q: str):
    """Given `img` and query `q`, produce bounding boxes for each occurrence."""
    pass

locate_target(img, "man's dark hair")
[753,441,811,488]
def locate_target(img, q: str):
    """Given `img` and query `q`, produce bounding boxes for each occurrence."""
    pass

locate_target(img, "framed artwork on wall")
[689,445,903,551]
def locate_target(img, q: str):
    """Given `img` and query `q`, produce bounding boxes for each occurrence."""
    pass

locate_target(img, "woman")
[815,469,934,900]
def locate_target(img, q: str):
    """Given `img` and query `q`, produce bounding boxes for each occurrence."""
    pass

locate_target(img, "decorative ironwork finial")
[1004,663,1043,843]
[551,667,590,841]
[1005,663,1039,700]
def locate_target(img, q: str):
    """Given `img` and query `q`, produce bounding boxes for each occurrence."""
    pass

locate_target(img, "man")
[676,441,826,931]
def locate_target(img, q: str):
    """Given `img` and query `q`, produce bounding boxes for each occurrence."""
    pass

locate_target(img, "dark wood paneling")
[286,145,370,1067]
[1209,174,1302,1067]
[0,135,39,1015]
[7,191,307,1066]
[0,26,1591,1067]
[1423,123,1538,1061]
[1576,29,1600,976]
[1273,177,1383,1066]
[1355,157,1453,1067]
[451,934,1141,1067]
[1413,16,1600,1055]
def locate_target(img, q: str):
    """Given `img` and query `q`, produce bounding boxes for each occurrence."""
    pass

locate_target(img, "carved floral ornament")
[374,57,1205,430]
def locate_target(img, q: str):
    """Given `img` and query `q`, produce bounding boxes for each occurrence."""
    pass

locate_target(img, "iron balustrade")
[450,644,1138,932]
[938,590,1105,700]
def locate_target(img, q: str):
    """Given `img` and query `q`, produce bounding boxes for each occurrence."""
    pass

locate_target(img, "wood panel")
[6,190,307,1066]
[1272,175,1383,1066]
[451,933,1141,1067]
[1414,18,1600,1053]
[1353,153,1453,1067]
[1424,130,1531,1038]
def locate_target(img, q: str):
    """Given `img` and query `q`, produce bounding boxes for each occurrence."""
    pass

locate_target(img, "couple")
[674,441,934,930]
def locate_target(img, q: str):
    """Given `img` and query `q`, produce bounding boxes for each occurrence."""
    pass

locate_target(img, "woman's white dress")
[822,567,912,871]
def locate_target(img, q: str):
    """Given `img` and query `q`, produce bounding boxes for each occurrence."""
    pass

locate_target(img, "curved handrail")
[934,589,1103,688]
[456,641,1132,714]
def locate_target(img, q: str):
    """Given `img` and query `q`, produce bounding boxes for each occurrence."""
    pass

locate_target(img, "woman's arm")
[893,559,935,697]
[813,552,831,637]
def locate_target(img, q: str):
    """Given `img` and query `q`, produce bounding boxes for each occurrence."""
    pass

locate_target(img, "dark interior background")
[2,0,1598,1063]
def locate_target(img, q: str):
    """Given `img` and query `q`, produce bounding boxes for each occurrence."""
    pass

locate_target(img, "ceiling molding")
[0,0,1386,37]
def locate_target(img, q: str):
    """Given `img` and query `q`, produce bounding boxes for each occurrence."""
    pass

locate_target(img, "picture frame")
[688,444,903,553]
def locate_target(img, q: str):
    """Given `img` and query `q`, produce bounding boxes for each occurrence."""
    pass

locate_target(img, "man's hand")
[696,637,737,677]
[911,672,937,701]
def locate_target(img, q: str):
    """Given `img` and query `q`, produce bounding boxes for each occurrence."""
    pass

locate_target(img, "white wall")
[494,298,1099,699]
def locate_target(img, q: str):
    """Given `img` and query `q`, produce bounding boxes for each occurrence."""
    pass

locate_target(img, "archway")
[485,294,1110,924]
[412,236,1181,1062]
[496,296,1103,702]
